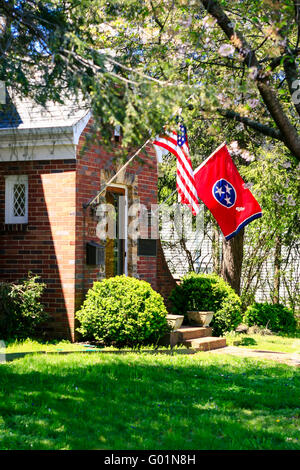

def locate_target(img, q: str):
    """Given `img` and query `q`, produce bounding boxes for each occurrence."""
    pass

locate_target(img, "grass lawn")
[2,332,300,354]
[225,332,300,354]
[1,338,96,353]
[0,351,299,450]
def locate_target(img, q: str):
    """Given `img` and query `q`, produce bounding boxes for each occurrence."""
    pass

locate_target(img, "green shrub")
[76,275,170,348]
[169,273,242,336]
[0,273,47,339]
[243,302,297,333]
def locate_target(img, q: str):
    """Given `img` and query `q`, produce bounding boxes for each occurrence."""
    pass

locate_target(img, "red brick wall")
[135,145,158,290]
[0,159,77,339]
[0,123,175,340]
[75,123,161,295]
[74,121,103,315]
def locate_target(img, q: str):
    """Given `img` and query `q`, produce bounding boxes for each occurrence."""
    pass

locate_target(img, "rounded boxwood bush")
[76,275,170,348]
[169,273,242,336]
[243,302,297,333]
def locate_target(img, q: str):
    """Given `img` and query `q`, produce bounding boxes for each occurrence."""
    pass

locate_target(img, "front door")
[105,186,127,278]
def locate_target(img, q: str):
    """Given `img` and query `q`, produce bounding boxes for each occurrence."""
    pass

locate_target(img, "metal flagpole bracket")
[83,184,107,209]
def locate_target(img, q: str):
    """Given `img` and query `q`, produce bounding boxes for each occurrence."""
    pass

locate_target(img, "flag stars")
[224,195,232,205]
[213,179,236,208]
[215,184,232,205]
[225,184,232,194]
[177,124,187,147]
[177,135,186,147]
[215,186,224,197]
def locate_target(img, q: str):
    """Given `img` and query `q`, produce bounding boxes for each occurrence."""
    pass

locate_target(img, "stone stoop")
[183,336,227,351]
[176,325,227,352]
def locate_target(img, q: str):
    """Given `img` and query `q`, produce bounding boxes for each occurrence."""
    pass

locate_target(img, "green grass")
[225,333,300,354]
[1,338,171,355]
[2,333,300,354]
[1,338,93,353]
[0,352,299,450]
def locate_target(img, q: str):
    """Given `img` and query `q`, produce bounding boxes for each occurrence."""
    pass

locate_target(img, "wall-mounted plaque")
[137,239,157,257]
[86,241,105,266]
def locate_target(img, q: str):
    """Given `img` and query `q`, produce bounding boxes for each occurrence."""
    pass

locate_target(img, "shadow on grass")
[0,353,299,450]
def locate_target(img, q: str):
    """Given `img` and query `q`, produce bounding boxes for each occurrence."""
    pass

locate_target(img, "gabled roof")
[0,90,89,131]
[0,90,91,161]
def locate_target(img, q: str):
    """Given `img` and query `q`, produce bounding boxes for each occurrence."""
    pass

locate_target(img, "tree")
[199,0,300,160]
[240,144,299,309]
[1,1,299,294]
[79,0,300,161]
[0,0,190,150]
[1,1,299,159]
[92,0,300,293]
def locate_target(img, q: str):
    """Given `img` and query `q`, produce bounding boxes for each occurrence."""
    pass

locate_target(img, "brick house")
[0,94,175,340]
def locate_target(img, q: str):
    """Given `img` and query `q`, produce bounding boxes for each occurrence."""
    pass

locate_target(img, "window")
[5,175,28,224]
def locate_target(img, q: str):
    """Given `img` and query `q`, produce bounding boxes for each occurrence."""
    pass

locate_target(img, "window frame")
[5,175,29,224]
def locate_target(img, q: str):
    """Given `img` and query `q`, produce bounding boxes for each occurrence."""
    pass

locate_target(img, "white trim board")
[0,111,92,162]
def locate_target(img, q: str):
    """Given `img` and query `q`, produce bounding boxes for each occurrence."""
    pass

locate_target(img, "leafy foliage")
[240,146,299,247]
[243,302,297,333]
[239,145,299,309]
[169,273,242,336]
[1,1,299,158]
[0,274,47,339]
[76,275,170,348]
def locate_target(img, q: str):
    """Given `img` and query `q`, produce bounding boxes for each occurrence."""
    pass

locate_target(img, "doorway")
[105,185,128,278]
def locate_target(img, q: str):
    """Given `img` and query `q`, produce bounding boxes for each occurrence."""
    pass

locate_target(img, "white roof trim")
[0,110,92,162]
[73,110,92,145]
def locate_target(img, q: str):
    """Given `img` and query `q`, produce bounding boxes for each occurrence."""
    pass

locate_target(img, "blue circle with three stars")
[212,179,236,208]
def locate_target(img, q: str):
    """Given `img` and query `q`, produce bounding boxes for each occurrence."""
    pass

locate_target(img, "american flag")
[153,124,200,215]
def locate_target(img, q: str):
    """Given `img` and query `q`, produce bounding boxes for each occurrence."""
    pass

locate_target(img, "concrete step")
[177,326,212,341]
[183,336,227,352]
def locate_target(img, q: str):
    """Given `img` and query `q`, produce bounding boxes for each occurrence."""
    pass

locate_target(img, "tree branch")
[200,0,300,161]
[216,108,284,140]
[259,48,300,71]
[283,53,300,117]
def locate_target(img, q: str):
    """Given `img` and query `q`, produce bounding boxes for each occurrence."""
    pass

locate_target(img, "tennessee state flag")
[194,143,262,240]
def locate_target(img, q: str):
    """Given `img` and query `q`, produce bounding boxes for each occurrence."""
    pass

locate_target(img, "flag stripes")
[153,128,200,215]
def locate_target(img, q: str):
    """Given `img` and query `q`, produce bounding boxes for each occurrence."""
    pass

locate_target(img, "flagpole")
[159,189,177,206]
[83,94,195,209]
[194,141,226,175]
[83,136,153,208]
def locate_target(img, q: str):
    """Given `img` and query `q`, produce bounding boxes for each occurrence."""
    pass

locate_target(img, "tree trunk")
[221,228,244,295]
[179,236,195,272]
